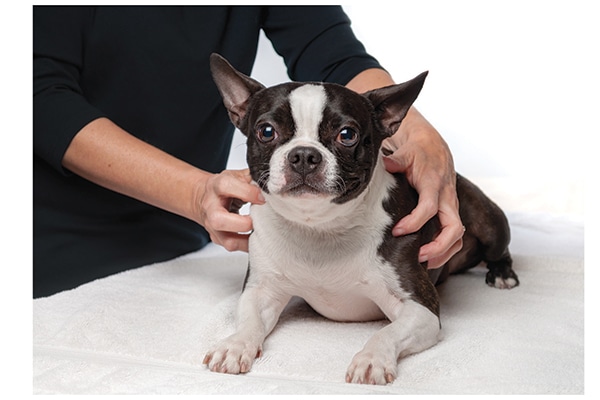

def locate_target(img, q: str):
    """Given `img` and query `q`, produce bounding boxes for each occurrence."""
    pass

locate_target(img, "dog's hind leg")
[453,174,519,289]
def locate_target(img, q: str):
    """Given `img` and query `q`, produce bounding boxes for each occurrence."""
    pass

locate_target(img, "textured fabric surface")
[33,204,584,394]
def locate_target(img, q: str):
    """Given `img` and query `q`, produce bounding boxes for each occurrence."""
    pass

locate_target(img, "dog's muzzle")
[280,146,332,196]
[287,146,323,177]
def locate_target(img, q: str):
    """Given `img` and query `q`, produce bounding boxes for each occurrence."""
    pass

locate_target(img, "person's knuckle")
[220,239,234,251]
[207,232,221,246]
[454,236,464,252]
[221,237,240,252]
[449,217,465,236]
[205,211,225,229]
[213,175,229,194]
[421,198,438,217]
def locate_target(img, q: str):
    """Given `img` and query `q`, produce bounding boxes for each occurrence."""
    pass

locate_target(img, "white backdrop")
[227,1,595,217]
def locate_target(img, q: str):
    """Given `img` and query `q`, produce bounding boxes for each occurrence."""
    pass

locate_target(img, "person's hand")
[383,109,464,269]
[345,68,463,268]
[197,169,265,253]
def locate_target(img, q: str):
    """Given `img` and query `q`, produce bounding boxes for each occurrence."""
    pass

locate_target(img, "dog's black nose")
[288,146,322,175]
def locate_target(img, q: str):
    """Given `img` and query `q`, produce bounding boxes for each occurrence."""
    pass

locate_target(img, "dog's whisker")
[332,174,347,194]
[256,169,270,188]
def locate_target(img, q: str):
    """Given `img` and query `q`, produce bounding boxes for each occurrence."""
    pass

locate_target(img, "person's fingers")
[392,186,439,236]
[381,116,463,267]
[198,169,266,252]
[419,229,464,269]
[203,208,254,236]
[422,237,463,269]
[382,153,406,174]
[202,207,253,252]
[418,207,465,268]
[212,231,251,253]
[210,169,265,205]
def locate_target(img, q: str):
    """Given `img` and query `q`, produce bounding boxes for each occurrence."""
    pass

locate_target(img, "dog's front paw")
[203,335,262,374]
[345,350,397,385]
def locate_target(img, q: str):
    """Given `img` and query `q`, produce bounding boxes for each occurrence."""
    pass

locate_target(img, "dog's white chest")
[248,173,406,322]
[300,279,391,322]
[251,241,390,321]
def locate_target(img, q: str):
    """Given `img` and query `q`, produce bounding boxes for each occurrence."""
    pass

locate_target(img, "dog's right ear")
[363,71,428,137]
[210,53,266,129]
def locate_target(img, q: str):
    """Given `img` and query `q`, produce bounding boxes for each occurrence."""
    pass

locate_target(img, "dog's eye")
[336,127,359,147]
[256,124,278,143]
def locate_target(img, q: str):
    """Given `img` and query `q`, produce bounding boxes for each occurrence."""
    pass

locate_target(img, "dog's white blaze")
[289,84,327,141]
[266,84,338,195]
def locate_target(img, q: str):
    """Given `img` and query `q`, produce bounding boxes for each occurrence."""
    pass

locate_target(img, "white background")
[227,0,596,217]
[2,3,594,394]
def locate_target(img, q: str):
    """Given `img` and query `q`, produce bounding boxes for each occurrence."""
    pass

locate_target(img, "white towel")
[33,211,584,394]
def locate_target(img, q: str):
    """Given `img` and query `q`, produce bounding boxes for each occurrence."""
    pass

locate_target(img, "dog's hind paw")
[486,268,519,289]
[485,255,519,289]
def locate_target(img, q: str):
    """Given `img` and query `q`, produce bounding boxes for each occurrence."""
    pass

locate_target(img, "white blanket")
[32,179,584,395]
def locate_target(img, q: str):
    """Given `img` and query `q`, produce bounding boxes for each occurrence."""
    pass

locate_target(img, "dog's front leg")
[346,298,440,385]
[204,285,291,374]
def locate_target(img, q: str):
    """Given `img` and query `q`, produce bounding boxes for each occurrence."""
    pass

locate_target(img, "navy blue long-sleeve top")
[33,6,382,297]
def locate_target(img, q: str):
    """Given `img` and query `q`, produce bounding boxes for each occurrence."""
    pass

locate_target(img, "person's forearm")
[345,68,395,93]
[62,117,209,224]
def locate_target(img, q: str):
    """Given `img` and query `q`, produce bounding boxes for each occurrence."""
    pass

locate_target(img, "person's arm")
[34,7,263,253]
[346,68,465,269]
[62,117,264,252]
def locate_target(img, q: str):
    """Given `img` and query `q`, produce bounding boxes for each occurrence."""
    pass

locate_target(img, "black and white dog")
[204,54,519,385]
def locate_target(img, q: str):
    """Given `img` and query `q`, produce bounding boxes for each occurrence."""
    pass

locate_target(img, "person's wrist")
[188,170,213,226]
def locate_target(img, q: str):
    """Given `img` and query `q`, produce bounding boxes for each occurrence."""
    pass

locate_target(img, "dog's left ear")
[210,53,266,129]
[363,71,428,136]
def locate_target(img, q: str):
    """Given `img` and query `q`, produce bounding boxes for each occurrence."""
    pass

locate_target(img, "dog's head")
[210,53,426,211]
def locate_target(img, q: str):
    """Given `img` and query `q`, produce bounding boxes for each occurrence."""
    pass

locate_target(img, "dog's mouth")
[281,182,330,197]
[279,174,334,198]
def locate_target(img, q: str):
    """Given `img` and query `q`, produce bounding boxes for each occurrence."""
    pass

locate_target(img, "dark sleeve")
[261,6,384,85]
[33,6,106,174]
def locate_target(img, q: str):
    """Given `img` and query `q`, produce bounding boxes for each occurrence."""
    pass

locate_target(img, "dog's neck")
[255,152,395,232]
